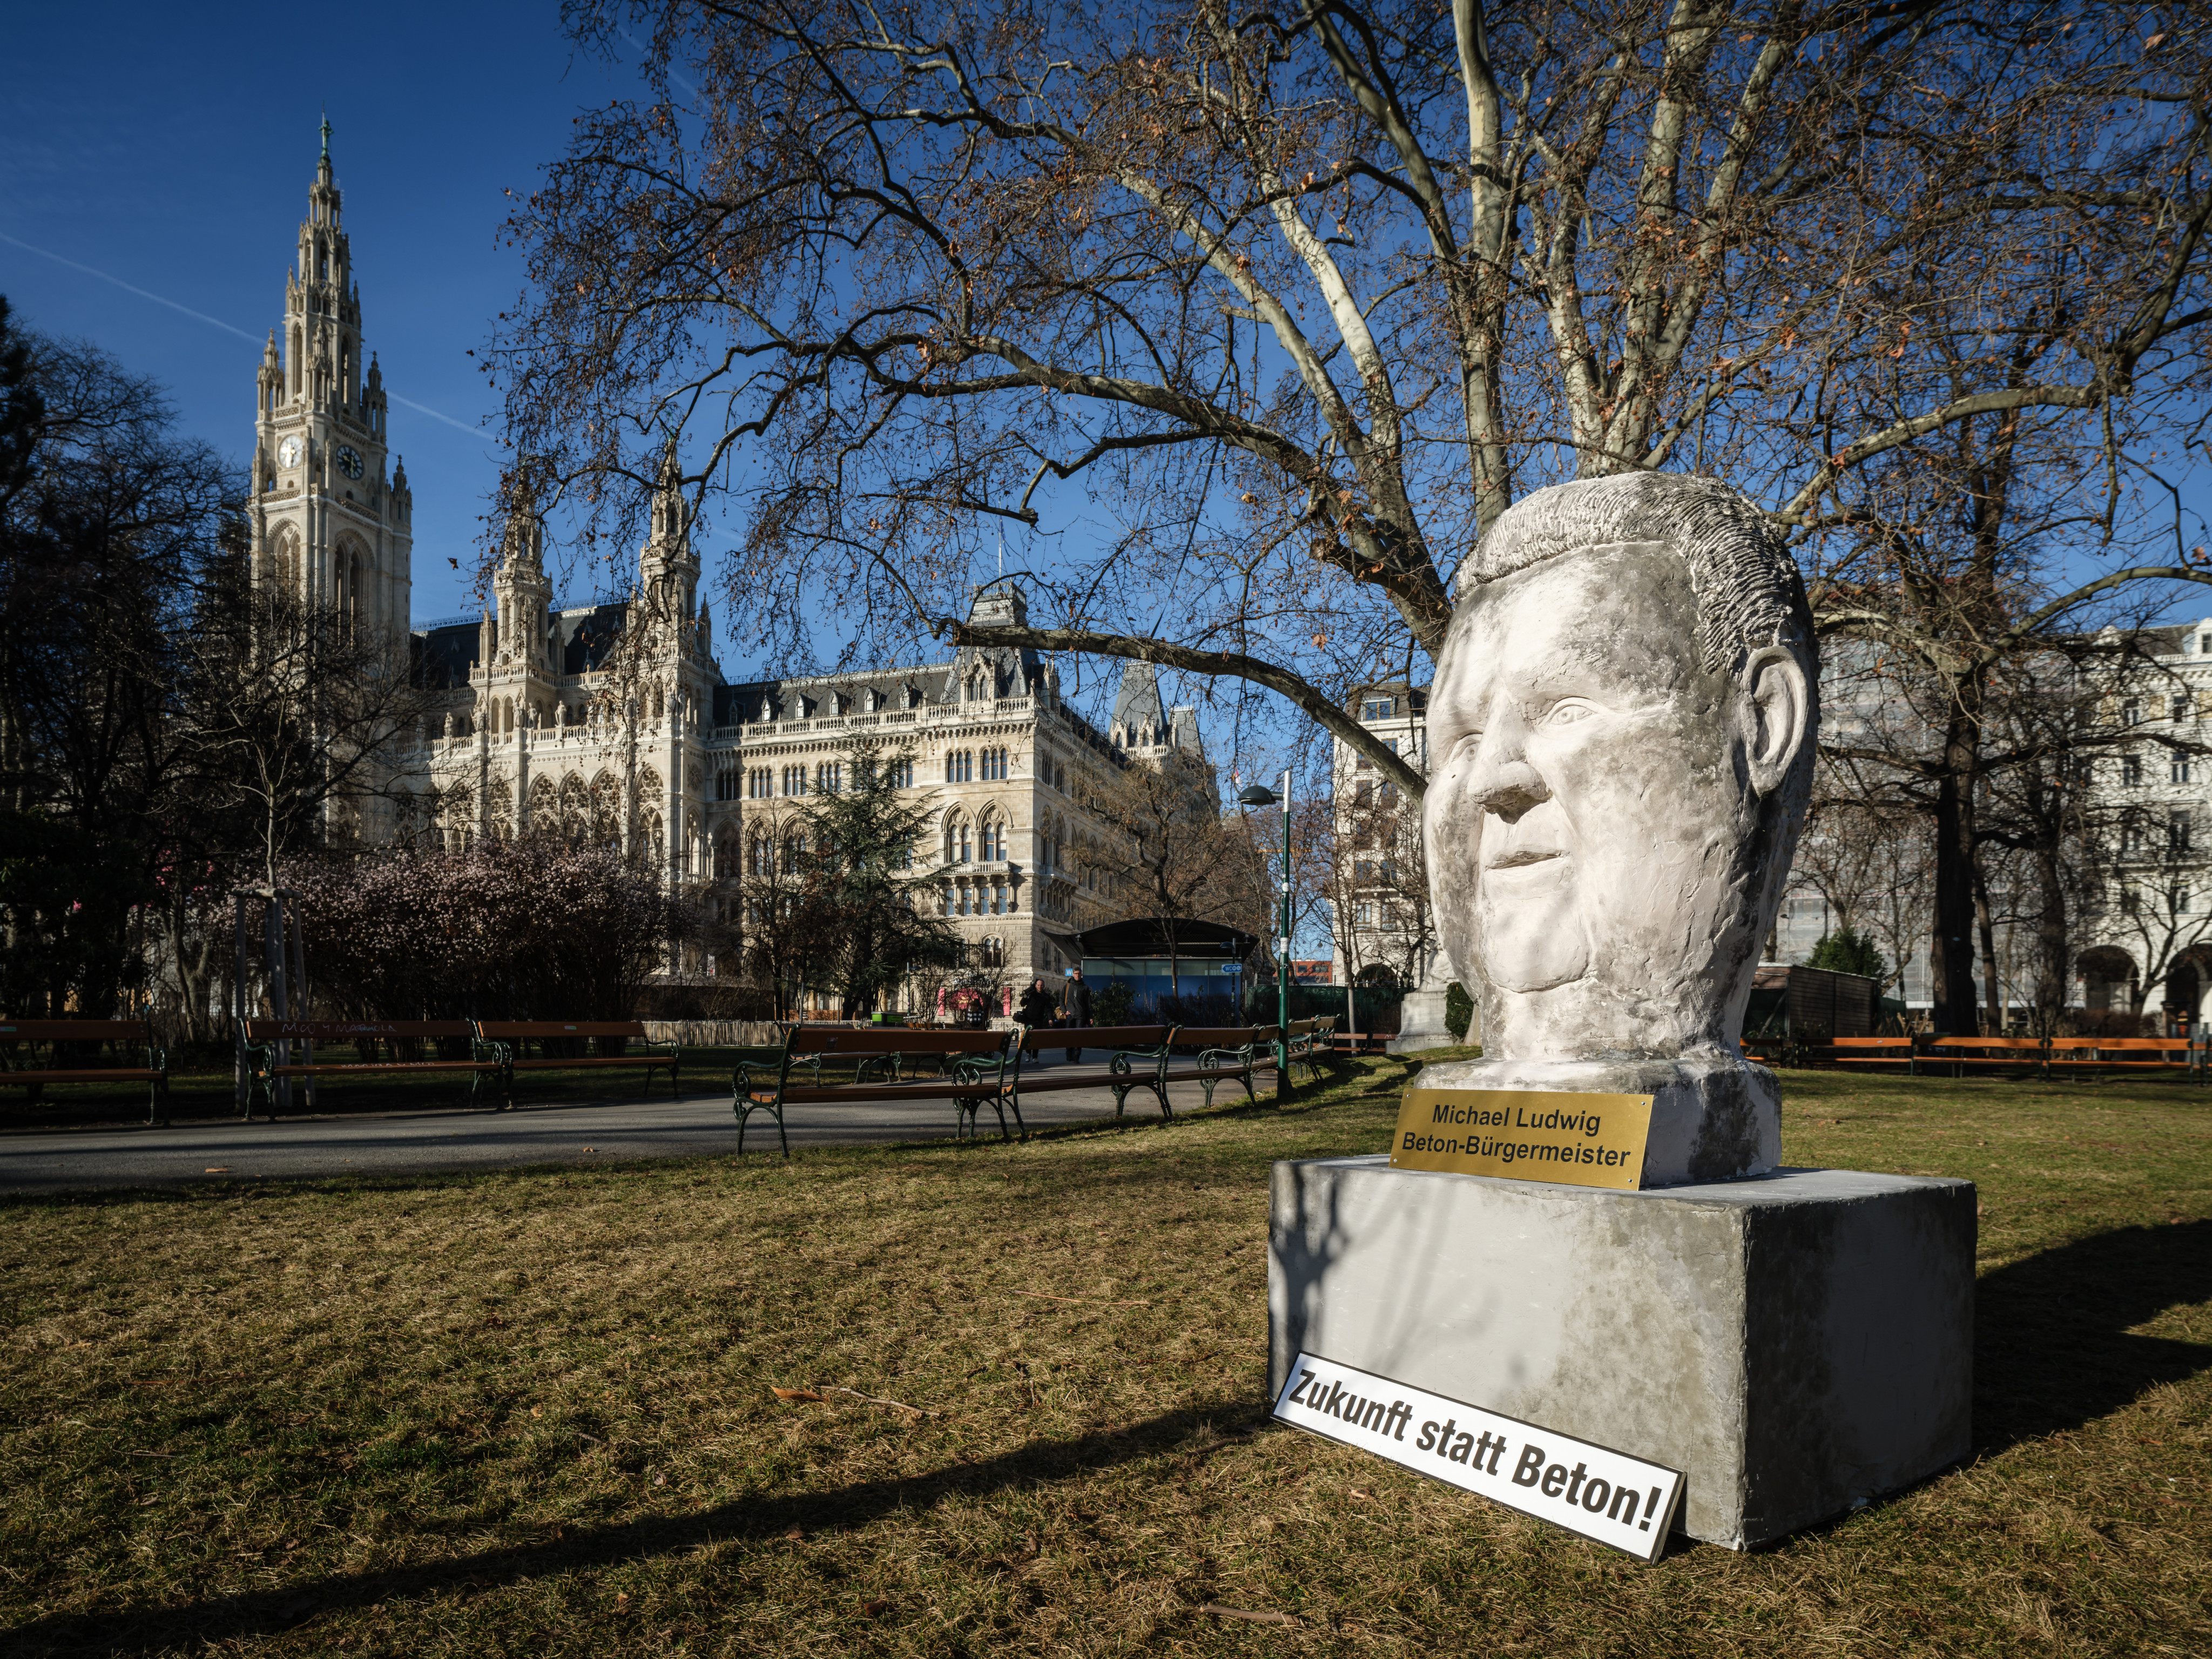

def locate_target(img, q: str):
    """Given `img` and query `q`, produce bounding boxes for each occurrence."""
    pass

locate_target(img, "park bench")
[241,1019,503,1117]
[2048,1036,2199,1080]
[1831,1035,1918,1073]
[1284,1017,1333,1084]
[1013,1024,1284,1120]
[0,1019,168,1124]
[732,1026,1019,1156]
[472,1020,683,1106]
[1924,1036,2048,1078]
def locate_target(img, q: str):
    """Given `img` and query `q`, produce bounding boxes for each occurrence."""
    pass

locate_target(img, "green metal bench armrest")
[473,1038,512,1065]
[854,1053,905,1085]
[1198,1044,1259,1069]
[950,1053,1011,1087]
[732,1053,822,1094]
[1107,1046,1171,1075]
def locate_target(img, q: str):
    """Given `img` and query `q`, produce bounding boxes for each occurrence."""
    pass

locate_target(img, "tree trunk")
[2031,828,2070,1035]
[1930,705,1982,1036]
[1974,861,2003,1034]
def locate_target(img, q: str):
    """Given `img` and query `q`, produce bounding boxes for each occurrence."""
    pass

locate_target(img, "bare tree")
[181,567,429,888]
[0,315,240,1021]
[494,1,2208,804]
[1076,751,1268,999]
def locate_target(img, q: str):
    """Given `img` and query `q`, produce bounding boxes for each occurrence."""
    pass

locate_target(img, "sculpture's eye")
[1542,699,1597,726]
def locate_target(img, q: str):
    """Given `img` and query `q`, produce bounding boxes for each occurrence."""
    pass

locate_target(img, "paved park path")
[0,1060,1238,1195]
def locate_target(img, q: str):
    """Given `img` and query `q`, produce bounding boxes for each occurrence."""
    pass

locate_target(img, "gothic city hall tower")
[248,119,412,638]
[261,130,1216,1013]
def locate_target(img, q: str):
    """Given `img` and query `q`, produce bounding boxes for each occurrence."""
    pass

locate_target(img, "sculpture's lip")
[1483,847,1564,870]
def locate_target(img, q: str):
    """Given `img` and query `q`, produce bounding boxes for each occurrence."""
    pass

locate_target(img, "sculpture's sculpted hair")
[1461,473,1816,682]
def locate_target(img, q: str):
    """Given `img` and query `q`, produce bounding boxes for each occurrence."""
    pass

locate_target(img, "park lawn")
[0,1061,2208,1656]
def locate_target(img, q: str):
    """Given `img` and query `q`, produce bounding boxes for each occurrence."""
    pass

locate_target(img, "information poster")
[1391,1088,1653,1190]
[1272,1351,1685,1561]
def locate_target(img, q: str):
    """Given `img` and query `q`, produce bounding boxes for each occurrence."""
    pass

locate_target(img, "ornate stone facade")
[252,137,1208,1011]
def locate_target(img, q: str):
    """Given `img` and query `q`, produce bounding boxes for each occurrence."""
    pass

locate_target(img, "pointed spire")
[1111,659,1167,746]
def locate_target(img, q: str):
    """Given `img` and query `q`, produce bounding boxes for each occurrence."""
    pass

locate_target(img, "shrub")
[1806,927,1888,983]
[1445,980,1473,1042]
[1092,981,1135,1026]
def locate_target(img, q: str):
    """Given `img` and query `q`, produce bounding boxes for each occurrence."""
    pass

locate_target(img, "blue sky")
[0,2,649,623]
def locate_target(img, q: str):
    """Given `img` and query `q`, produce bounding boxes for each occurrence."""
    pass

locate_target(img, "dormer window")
[759,697,773,721]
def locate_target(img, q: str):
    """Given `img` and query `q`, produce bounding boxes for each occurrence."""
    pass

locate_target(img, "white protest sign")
[1272,1352,1685,1562]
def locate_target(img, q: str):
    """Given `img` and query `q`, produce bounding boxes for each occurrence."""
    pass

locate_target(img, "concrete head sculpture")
[1424,473,1817,1069]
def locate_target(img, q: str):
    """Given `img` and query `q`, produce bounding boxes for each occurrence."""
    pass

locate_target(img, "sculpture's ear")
[1740,645,1810,795]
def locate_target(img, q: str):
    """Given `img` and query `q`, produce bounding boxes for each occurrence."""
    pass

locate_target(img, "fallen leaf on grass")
[771,1386,825,1402]
[859,1598,892,1617]
[204,1167,230,1174]
[784,1525,805,1541]
[1202,1603,1296,1627]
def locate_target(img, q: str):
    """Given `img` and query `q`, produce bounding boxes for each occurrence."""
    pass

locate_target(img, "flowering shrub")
[289,844,698,1020]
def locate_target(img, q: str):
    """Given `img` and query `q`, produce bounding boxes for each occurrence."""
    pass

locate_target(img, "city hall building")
[245,136,1209,1010]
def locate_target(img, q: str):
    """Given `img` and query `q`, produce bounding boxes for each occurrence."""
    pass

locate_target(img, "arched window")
[943,815,972,864]
[980,936,1006,968]
[979,818,1004,861]
[748,831,773,876]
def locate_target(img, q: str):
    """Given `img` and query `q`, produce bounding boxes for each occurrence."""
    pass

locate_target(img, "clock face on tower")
[336,446,365,480]
[278,436,302,468]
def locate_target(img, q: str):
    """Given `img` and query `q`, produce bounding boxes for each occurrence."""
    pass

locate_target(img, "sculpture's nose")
[1466,707,1552,823]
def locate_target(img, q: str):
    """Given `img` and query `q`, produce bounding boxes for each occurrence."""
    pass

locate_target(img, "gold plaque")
[1390,1089,1654,1191]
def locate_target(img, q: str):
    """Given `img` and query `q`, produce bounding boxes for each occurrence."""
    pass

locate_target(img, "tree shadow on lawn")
[1975,1219,2212,1454]
[4,1398,1274,1656]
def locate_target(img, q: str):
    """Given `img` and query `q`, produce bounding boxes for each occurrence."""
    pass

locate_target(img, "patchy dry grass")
[2,1060,2208,1656]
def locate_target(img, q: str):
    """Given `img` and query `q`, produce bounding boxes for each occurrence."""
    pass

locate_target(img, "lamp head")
[1237,785,1279,807]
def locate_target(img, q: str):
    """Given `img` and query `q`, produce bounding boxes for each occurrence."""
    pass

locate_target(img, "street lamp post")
[1237,773,1293,1083]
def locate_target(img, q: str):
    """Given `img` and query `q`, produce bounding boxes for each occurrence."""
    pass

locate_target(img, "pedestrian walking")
[1064,967,1092,1063]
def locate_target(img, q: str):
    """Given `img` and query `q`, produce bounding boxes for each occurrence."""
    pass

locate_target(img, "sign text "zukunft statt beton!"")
[1272,1352,1684,1561]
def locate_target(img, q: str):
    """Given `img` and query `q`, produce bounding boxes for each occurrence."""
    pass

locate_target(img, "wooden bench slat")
[265,1062,501,1077]
[3,1068,163,1083]
[244,1020,475,1041]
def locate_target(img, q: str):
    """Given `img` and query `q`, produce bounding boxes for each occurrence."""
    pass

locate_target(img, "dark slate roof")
[713,665,961,727]
[411,622,480,690]
[555,604,629,675]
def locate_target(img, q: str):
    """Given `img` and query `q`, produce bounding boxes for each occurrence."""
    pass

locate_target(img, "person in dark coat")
[1014,978,1061,1061]
[1063,968,1092,1063]
[1016,979,1057,1030]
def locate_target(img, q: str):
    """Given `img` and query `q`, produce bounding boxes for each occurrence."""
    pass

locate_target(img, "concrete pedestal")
[1389,959,1472,1055]
[1269,1157,1975,1548]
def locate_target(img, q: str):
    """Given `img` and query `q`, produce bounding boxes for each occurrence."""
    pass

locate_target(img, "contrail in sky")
[0,227,493,444]
[0,228,257,341]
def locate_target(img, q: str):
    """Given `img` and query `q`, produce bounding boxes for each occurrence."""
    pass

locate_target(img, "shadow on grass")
[1975,1218,2212,1453]
[3,1398,1272,1656]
